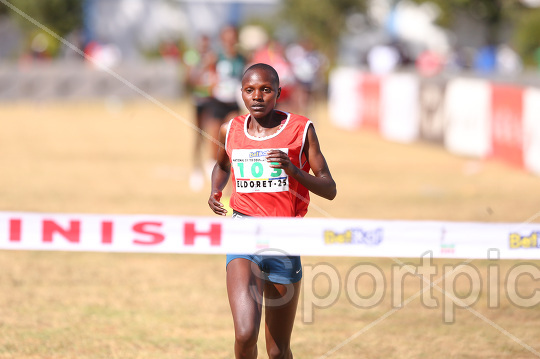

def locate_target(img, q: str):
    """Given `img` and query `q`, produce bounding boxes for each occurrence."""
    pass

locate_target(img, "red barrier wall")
[491,85,524,168]
[360,74,381,131]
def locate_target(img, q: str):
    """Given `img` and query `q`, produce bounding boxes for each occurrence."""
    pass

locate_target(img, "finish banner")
[1,212,539,260]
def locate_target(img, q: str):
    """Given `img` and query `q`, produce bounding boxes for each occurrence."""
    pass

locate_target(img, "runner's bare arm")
[208,123,231,215]
[266,124,336,200]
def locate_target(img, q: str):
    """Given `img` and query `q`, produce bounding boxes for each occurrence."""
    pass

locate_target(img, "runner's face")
[241,69,280,119]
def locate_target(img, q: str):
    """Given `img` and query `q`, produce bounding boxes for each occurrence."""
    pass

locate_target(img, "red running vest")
[225,111,312,217]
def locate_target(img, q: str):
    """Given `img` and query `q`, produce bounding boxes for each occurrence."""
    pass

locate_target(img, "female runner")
[208,63,336,359]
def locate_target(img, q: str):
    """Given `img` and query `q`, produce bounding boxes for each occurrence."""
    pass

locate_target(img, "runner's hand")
[266,149,297,176]
[208,191,227,216]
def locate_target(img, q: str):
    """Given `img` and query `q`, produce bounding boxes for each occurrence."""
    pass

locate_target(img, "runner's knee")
[234,325,259,349]
[266,342,291,359]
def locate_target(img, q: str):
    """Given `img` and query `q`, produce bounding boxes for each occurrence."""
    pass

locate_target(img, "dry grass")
[0,100,539,358]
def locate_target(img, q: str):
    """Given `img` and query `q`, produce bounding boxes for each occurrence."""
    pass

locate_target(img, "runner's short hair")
[243,63,280,88]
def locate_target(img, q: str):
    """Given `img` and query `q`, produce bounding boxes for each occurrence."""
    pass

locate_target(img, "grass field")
[0,99,539,358]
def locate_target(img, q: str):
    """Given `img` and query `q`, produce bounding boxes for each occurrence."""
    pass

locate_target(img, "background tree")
[0,3,9,16]
[411,0,511,45]
[412,0,540,68]
[513,8,540,67]
[280,0,367,63]
[3,0,83,57]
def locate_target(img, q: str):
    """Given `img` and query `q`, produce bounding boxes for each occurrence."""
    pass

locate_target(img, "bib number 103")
[231,148,290,193]
[236,162,282,179]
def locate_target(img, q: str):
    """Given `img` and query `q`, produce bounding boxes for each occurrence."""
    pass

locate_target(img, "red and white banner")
[360,73,381,131]
[328,67,363,129]
[418,76,447,145]
[328,67,539,177]
[444,78,492,158]
[328,69,382,131]
[490,84,524,168]
[380,73,420,143]
[523,87,540,175]
[1,212,539,260]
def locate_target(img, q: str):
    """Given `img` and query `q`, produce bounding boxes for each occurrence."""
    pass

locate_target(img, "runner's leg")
[264,280,301,359]
[227,258,265,359]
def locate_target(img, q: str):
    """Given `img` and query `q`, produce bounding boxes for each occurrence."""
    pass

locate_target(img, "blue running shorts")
[226,211,302,284]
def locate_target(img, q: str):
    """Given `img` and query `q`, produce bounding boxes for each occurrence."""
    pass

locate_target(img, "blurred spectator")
[367,42,401,74]
[211,24,246,118]
[191,25,245,187]
[84,41,122,69]
[445,47,464,72]
[25,33,53,62]
[58,29,85,61]
[18,32,54,67]
[496,44,523,74]
[474,45,497,73]
[415,50,444,77]
[0,15,22,60]
[159,41,181,60]
[238,25,268,59]
[448,46,477,71]
[285,38,327,115]
[251,38,297,112]
[31,34,51,60]
[191,25,245,207]
[185,34,218,191]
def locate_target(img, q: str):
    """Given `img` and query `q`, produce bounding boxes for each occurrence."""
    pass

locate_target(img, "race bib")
[232,148,289,193]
